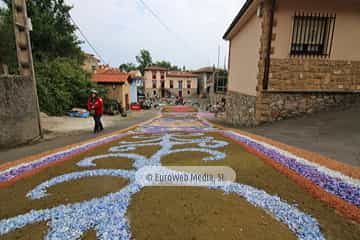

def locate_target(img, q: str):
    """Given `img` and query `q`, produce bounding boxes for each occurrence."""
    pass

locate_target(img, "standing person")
[87,89,104,133]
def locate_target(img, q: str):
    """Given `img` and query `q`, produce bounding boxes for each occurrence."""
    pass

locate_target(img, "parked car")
[130,103,142,111]
[67,108,90,118]
[104,100,127,117]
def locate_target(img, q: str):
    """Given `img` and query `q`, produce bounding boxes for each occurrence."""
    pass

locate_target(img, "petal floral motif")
[223,131,360,207]
[0,131,325,240]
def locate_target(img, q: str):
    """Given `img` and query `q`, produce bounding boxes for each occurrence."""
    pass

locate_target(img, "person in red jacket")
[87,89,104,133]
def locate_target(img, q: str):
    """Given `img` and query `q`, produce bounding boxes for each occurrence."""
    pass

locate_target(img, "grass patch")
[128,187,296,240]
[159,132,360,240]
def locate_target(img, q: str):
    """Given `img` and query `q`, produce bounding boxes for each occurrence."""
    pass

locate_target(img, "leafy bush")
[35,58,106,115]
[0,6,18,74]
[1,1,107,116]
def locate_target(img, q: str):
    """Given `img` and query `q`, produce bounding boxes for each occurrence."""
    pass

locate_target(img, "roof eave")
[144,66,168,71]
[223,0,254,40]
[93,80,126,84]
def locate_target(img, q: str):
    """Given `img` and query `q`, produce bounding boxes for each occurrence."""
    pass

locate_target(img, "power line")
[68,14,108,64]
[137,0,172,33]
[136,0,212,65]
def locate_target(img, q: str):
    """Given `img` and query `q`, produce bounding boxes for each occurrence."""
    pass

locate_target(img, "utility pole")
[0,49,7,75]
[217,45,220,69]
[12,0,43,137]
[0,64,8,75]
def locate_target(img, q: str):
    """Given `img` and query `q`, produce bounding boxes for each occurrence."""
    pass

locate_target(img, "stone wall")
[269,59,360,91]
[225,91,257,127]
[257,91,360,123]
[223,0,360,126]
[254,0,360,124]
[209,92,226,105]
[0,75,41,148]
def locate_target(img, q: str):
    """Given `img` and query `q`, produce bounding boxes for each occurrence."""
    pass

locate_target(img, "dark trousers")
[93,115,104,133]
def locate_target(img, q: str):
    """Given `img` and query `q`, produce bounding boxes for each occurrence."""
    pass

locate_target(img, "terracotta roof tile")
[92,71,129,83]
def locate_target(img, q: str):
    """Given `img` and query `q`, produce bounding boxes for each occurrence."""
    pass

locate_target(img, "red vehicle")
[130,103,142,111]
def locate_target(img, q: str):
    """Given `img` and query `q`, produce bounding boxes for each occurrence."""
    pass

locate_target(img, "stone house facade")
[224,0,360,126]
[92,69,131,110]
[193,67,229,107]
[144,66,198,98]
[194,67,215,96]
[83,53,100,73]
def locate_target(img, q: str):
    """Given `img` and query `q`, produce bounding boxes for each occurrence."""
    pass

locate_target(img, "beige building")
[194,67,215,96]
[224,0,360,126]
[92,68,130,110]
[144,66,198,98]
[83,53,100,73]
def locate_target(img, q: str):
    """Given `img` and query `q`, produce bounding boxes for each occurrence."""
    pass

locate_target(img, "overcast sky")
[65,0,245,70]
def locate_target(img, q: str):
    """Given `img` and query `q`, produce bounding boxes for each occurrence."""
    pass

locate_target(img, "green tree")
[154,60,171,69]
[136,49,152,74]
[1,0,82,62]
[0,0,106,115]
[26,0,83,63]
[0,4,17,73]
[154,60,180,71]
[119,62,137,72]
[36,58,105,115]
[169,65,180,71]
[119,49,181,74]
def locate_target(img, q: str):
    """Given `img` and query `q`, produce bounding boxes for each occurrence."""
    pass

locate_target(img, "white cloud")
[66,0,246,69]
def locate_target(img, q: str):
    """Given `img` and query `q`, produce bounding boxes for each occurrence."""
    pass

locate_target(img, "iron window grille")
[290,12,336,57]
[152,80,157,89]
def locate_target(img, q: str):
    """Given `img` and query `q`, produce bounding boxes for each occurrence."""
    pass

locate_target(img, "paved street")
[1,0,359,238]
[212,103,360,167]
[0,110,158,165]
[246,104,360,167]
[0,108,359,239]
